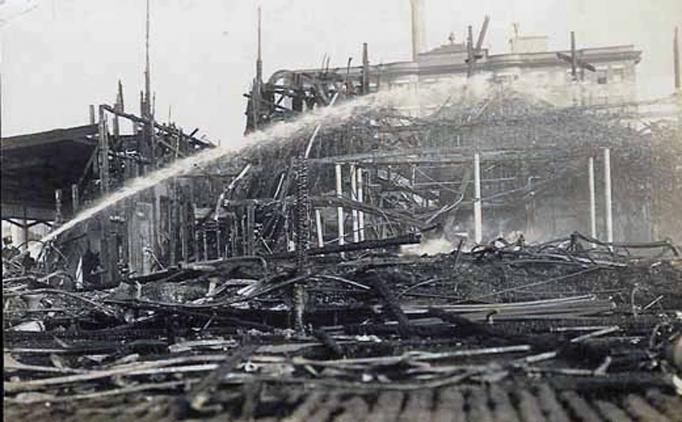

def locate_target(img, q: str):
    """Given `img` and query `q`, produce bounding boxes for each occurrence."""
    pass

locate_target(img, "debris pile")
[4,233,682,420]
[4,70,682,422]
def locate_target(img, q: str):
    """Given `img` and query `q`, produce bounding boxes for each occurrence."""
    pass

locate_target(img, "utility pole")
[143,0,155,169]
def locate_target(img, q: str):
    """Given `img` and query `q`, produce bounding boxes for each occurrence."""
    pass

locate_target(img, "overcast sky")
[1,0,680,146]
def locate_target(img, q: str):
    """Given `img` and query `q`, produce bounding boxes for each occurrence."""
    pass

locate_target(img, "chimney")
[674,26,680,92]
[362,43,370,94]
[256,6,263,85]
[410,0,426,61]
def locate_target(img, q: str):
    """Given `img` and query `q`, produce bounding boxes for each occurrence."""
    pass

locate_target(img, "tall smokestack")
[362,43,370,94]
[144,0,151,119]
[674,26,680,92]
[410,0,426,61]
[256,6,263,85]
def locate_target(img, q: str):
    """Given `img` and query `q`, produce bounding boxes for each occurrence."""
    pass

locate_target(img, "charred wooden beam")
[267,233,420,259]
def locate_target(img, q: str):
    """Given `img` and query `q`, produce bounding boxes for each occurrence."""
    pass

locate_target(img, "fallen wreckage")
[4,85,682,419]
[3,233,682,420]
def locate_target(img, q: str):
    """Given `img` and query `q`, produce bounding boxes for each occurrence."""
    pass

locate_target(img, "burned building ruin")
[3,2,682,421]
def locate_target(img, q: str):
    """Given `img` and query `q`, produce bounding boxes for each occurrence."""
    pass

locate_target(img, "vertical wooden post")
[179,187,188,263]
[350,164,359,242]
[113,90,121,148]
[588,157,597,239]
[231,219,239,257]
[202,230,208,261]
[241,215,249,255]
[335,163,345,246]
[89,105,95,125]
[246,204,255,255]
[357,167,365,241]
[98,105,112,284]
[473,153,482,244]
[54,189,63,224]
[169,180,177,266]
[315,209,324,248]
[71,184,79,215]
[604,148,613,243]
[98,106,109,194]
[216,226,222,258]
[382,167,389,239]
[189,182,198,261]
[22,207,29,251]
[100,213,110,283]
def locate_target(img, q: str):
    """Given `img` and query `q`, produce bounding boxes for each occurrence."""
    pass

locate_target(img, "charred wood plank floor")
[4,236,682,420]
[5,383,682,421]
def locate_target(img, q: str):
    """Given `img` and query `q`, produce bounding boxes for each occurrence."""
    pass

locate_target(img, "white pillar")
[357,168,365,241]
[588,157,597,239]
[604,148,613,243]
[335,163,345,246]
[473,153,482,244]
[350,164,359,242]
[315,209,324,248]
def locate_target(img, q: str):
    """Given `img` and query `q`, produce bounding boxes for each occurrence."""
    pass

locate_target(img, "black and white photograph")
[2,0,682,420]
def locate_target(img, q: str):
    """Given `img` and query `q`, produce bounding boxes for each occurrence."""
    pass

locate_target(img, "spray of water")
[39,74,532,244]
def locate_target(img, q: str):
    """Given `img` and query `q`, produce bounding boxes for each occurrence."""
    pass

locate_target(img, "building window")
[597,70,608,84]
[611,68,625,83]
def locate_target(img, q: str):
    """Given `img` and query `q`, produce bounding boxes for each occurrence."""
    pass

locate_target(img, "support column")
[588,157,597,239]
[22,207,29,250]
[215,227,221,258]
[604,148,613,243]
[202,230,208,261]
[54,189,63,225]
[350,164,359,243]
[357,167,365,241]
[71,184,79,215]
[246,204,256,255]
[169,181,177,266]
[473,153,482,244]
[315,209,324,248]
[98,106,109,194]
[335,163,345,246]
[180,187,188,262]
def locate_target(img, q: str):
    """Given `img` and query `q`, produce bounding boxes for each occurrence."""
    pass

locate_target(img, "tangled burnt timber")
[5,81,682,420]
[5,54,682,422]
